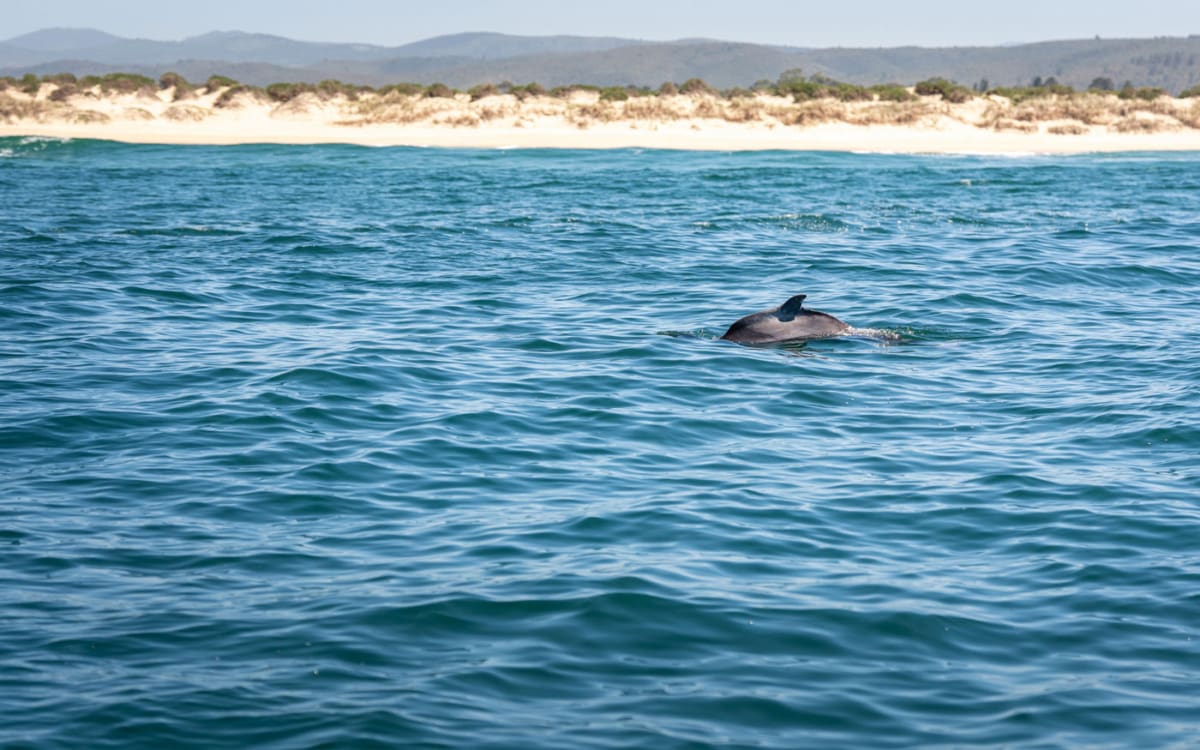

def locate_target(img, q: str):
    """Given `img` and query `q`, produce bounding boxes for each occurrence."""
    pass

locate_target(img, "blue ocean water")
[1,136,1198,749]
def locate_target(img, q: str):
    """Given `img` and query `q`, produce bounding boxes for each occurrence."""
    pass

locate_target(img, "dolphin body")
[720,294,850,345]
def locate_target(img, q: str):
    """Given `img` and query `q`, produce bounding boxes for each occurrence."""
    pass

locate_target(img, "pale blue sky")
[7,0,1200,47]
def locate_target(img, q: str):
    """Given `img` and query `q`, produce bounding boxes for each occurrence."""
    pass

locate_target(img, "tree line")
[5,71,1199,103]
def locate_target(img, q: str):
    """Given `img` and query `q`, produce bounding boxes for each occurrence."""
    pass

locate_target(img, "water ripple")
[2,138,1199,749]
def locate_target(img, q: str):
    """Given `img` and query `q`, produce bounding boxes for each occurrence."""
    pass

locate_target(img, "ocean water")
[2,136,1198,749]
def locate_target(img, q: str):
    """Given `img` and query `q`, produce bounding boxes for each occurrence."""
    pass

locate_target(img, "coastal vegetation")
[3,70,1200,135]
[7,69,1199,104]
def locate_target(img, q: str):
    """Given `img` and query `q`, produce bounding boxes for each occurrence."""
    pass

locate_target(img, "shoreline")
[4,84,1200,154]
[8,121,1200,154]
[7,121,1200,154]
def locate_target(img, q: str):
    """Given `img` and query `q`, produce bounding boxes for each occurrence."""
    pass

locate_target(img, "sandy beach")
[4,81,1200,153]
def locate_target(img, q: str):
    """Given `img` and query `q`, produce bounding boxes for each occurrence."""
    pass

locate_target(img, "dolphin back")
[720,295,849,345]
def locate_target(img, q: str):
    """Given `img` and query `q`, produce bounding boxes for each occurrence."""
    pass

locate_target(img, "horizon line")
[7,25,1200,51]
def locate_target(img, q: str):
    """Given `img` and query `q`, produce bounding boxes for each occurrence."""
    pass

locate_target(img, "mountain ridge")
[2,28,1199,92]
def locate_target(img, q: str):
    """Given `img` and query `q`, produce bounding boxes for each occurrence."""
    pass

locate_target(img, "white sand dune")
[3,83,1199,153]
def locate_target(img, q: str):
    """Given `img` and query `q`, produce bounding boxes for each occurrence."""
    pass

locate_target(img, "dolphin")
[720,294,850,345]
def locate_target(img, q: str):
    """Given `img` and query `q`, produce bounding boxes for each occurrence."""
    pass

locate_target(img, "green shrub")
[1180,85,1200,98]
[831,83,872,102]
[159,72,189,90]
[550,84,597,98]
[265,82,314,102]
[40,73,78,101]
[468,83,499,100]
[658,81,679,96]
[316,79,365,100]
[21,73,40,95]
[779,79,824,101]
[914,77,974,102]
[679,78,713,95]
[777,75,872,102]
[424,83,455,98]
[82,73,156,94]
[213,84,263,108]
[47,83,78,101]
[598,86,629,101]
[1119,84,1167,100]
[987,84,1075,103]
[510,82,546,100]
[870,83,915,102]
[204,75,239,92]
[377,82,424,96]
[943,87,972,103]
[986,86,1023,102]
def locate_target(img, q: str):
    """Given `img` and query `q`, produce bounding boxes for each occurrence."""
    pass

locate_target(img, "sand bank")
[3,83,1200,153]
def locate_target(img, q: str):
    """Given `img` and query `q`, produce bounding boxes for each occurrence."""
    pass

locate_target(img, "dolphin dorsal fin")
[778,294,808,320]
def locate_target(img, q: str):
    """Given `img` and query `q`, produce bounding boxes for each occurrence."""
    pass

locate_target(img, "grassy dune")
[4,74,1200,152]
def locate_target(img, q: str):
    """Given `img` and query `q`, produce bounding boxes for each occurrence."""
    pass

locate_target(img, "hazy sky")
[7,0,1200,47]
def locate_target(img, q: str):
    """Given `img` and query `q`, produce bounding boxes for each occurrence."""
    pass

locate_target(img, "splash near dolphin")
[720,294,851,345]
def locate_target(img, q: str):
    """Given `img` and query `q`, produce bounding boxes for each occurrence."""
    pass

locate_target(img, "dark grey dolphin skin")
[720,294,850,345]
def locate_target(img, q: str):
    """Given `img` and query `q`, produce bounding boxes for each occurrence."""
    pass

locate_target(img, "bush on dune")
[509,83,547,100]
[777,73,912,104]
[42,73,77,86]
[376,82,424,97]
[79,73,157,95]
[914,78,973,103]
[160,72,196,101]
[468,83,499,100]
[47,84,78,102]
[203,75,240,94]
[987,84,1076,103]
[548,84,595,99]
[1119,84,1168,101]
[316,79,367,100]
[213,84,265,108]
[598,86,629,102]
[870,84,916,102]
[423,83,456,99]
[11,65,1199,132]
[266,79,370,104]
[265,82,315,103]
[722,87,757,99]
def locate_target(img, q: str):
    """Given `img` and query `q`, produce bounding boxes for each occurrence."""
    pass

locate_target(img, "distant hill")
[2,28,1199,93]
[0,28,401,68]
[4,27,124,52]
[0,28,642,68]
[389,32,644,59]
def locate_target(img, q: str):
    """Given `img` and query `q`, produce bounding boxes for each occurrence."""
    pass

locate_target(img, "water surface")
[2,137,1198,749]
